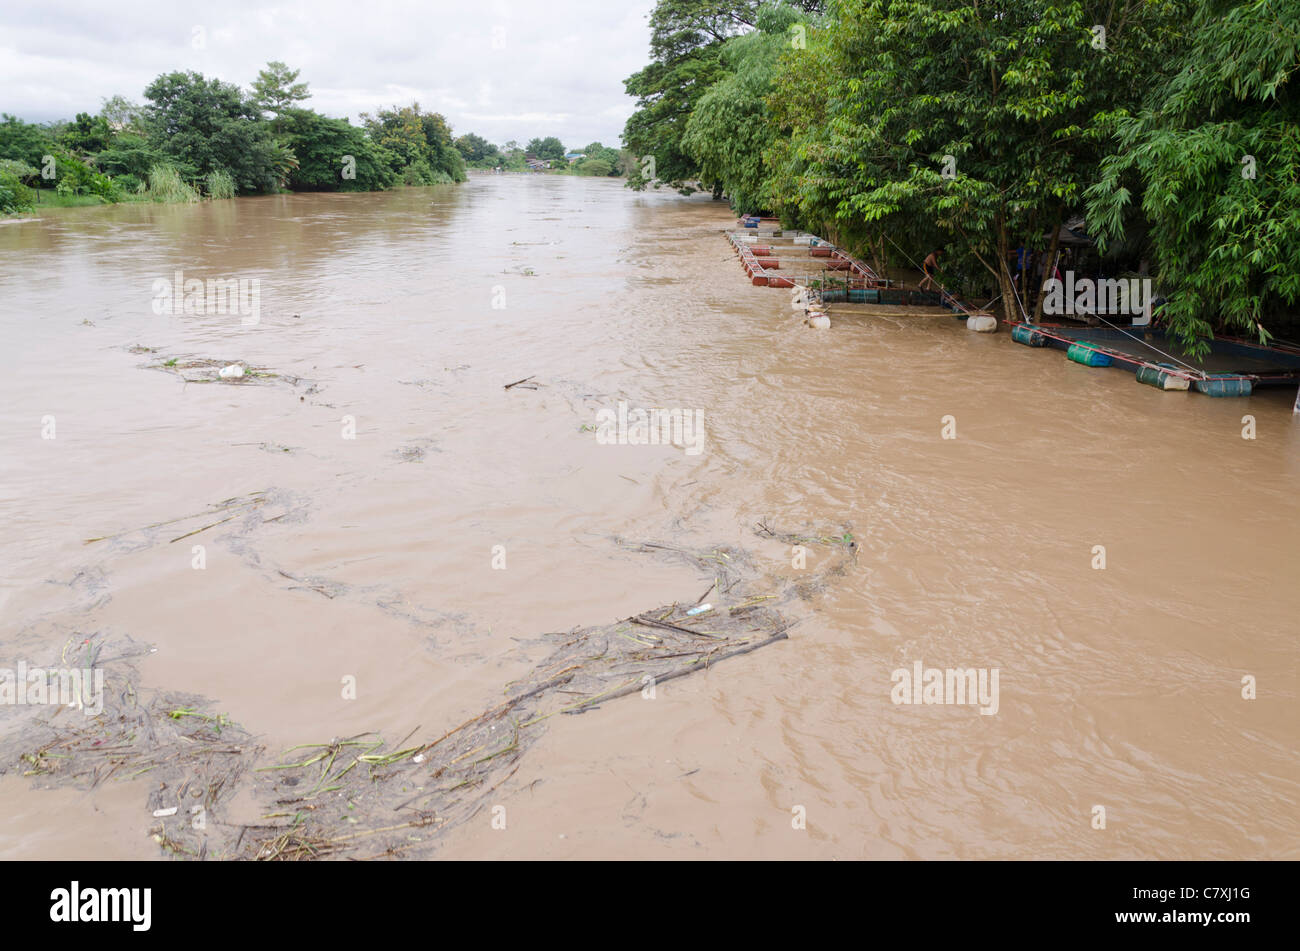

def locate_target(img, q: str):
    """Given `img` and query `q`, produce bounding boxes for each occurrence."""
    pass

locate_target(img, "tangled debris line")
[3,523,855,861]
[0,632,260,861]
[81,491,296,548]
[78,487,472,636]
[238,524,856,860]
[755,518,859,598]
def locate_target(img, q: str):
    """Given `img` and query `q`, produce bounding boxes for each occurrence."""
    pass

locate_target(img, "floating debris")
[135,349,312,390]
[231,442,300,455]
[392,441,440,463]
[83,491,275,546]
[276,569,346,600]
[3,525,855,860]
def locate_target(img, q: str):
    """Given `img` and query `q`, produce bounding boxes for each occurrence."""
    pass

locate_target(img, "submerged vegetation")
[623,0,1300,352]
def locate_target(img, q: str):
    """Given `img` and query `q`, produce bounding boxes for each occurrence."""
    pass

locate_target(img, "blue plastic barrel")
[1067,343,1113,367]
[1011,325,1046,347]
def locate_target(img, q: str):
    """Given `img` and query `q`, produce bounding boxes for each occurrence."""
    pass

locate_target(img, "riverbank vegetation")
[0,61,623,216]
[0,63,467,206]
[472,138,630,177]
[623,0,1299,351]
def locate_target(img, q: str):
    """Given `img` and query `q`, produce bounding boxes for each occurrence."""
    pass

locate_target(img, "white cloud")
[0,0,658,149]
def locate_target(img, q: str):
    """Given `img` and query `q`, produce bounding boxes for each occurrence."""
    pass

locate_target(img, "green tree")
[362,103,466,183]
[579,141,621,164]
[94,132,165,185]
[142,71,278,192]
[60,112,113,155]
[0,114,56,168]
[765,0,1187,321]
[501,141,528,170]
[622,1,825,194]
[281,109,397,191]
[454,133,501,165]
[681,3,813,212]
[1086,0,1300,353]
[100,95,143,133]
[251,62,311,126]
[574,158,614,176]
[0,159,38,214]
[566,142,623,176]
[47,149,123,201]
[526,136,566,161]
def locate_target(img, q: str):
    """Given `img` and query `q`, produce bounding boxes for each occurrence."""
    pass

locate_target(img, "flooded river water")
[1,176,1296,859]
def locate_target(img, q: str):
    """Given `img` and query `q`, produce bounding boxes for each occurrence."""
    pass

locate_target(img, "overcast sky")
[0,0,658,149]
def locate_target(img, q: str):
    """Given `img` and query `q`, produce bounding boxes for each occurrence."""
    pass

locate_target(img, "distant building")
[564,152,586,164]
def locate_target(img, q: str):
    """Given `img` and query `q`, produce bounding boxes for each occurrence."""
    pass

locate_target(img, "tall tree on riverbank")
[100,95,143,134]
[0,114,55,168]
[681,3,820,212]
[455,133,502,166]
[2,67,502,206]
[251,62,311,123]
[279,111,395,192]
[361,103,466,184]
[765,0,1189,322]
[142,71,280,192]
[1086,0,1300,353]
[623,0,825,195]
[526,137,567,161]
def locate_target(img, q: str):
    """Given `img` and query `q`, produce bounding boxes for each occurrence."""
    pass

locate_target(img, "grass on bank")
[1,162,244,215]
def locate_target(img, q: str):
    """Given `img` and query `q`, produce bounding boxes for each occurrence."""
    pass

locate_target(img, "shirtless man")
[919,247,943,291]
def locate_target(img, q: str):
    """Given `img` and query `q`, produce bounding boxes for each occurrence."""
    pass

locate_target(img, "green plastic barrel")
[1194,374,1253,397]
[1067,343,1113,367]
[1135,362,1188,390]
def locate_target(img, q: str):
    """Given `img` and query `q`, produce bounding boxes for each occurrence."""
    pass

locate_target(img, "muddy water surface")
[1,177,1297,859]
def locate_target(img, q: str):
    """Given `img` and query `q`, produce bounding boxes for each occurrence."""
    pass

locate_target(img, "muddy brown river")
[1,176,1296,859]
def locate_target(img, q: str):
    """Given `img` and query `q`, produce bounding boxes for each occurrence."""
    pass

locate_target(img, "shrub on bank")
[49,151,124,202]
[0,166,36,214]
[140,164,200,203]
[204,169,237,200]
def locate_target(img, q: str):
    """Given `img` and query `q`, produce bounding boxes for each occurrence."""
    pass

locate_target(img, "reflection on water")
[1,177,1297,859]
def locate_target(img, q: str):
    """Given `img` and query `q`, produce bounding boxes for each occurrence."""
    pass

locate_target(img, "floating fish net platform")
[727,224,883,292]
[1011,322,1300,396]
[725,223,986,328]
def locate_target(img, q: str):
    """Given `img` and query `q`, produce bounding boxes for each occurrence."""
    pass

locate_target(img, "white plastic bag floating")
[218,364,245,379]
[966,315,998,333]
[807,314,831,330]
